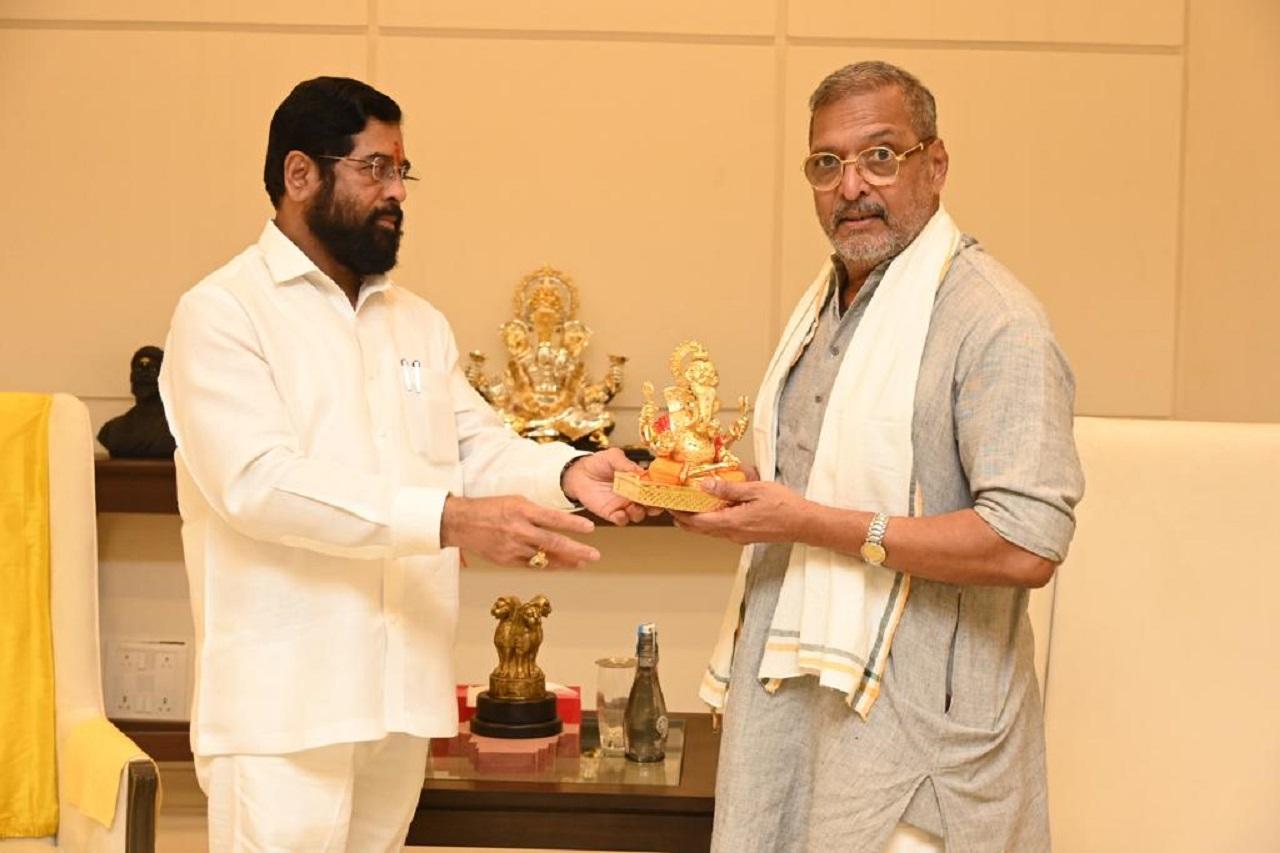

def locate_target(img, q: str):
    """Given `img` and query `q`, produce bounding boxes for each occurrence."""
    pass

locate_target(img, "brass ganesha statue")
[467,266,625,449]
[614,340,751,512]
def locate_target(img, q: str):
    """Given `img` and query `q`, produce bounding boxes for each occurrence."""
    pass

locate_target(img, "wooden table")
[408,714,719,853]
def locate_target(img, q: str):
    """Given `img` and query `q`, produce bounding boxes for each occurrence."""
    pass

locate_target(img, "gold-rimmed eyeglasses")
[318,154,419,185]
[802,138,933,191]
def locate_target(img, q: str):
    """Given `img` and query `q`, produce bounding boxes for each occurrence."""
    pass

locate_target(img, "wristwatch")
[860,512,890,567]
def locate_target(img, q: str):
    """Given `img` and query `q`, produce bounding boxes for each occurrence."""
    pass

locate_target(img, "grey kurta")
[711,238,1084,853]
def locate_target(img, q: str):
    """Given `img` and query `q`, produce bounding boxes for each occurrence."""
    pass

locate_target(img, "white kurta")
[159,221,580,757]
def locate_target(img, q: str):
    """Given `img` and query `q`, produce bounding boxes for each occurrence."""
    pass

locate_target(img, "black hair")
[263,76,402,206]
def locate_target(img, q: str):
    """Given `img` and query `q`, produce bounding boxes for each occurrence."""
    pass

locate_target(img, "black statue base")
[470,691,563,739]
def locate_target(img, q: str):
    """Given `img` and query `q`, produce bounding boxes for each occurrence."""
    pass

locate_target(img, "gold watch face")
[860,541,887,566]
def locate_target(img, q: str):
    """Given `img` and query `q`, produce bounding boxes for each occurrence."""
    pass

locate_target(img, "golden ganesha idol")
[613,340,751,513]
[466,266,626,450]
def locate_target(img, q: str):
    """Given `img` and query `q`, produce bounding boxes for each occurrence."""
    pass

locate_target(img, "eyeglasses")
[317,154,419,185]
[802,138,933,190]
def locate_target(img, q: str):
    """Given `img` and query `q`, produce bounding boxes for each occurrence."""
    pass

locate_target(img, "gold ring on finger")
[528,549,549,570]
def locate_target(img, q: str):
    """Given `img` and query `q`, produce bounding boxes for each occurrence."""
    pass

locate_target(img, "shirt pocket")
[402,368,460,465]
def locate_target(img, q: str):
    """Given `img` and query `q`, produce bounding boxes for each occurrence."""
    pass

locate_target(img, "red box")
[456,683,581,725]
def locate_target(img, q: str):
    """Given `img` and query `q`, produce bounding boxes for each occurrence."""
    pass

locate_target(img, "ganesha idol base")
[612,465,745,514]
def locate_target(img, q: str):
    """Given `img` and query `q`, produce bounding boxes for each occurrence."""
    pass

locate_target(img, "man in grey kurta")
[676,62,1083,852]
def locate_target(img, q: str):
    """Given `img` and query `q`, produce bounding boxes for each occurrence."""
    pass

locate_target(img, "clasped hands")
[441,452,811,570]
[669,469,814,546]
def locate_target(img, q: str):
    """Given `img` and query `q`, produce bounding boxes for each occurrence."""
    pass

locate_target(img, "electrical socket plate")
[105,639,189,720]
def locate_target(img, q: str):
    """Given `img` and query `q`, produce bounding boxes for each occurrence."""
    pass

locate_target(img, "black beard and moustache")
[305,175,404,276]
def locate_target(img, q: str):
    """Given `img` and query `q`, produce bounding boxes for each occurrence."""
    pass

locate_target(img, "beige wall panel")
[379,0,774,37]
[0,0,365,25]
[788,0,1183,47]
[0,29,364,396]
[780,48,1182,417]
[378,38,778,410]
[97,514,197,699]
[1176,0,1280,423]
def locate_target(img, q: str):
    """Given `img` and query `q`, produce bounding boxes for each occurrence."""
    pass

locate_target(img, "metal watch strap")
[860,512,890,566]
[867,512,889,545]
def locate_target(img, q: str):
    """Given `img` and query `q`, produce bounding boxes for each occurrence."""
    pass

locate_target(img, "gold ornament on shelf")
[466,266,626,449]
[613,340,751,513]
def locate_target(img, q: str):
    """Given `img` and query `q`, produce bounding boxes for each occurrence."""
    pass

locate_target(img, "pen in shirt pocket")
[399,358,423,393]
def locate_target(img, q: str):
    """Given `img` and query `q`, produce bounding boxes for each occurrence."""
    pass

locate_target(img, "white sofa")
[1044,417,1280,851]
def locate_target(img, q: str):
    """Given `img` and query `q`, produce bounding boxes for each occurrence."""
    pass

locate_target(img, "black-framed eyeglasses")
[802,138,934,190]
[318,154,419,185]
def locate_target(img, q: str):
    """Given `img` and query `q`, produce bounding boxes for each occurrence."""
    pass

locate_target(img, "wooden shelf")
[113,719,191,762]
[95,458,179,514]
[94,457,674,526]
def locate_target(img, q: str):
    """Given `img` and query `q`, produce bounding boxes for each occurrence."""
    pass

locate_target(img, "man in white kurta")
[160,76,644,851]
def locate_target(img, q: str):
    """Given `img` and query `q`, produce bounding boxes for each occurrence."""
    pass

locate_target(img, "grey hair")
[808,61,938,141]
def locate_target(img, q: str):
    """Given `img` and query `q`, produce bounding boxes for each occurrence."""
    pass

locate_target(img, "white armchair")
[1045,417,1280,852]
[0,394,157,853]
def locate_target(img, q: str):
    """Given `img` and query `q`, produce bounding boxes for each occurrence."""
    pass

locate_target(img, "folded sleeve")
[954,304,1085,563]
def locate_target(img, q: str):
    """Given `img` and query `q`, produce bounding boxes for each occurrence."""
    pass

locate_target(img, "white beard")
[828,230,897,267]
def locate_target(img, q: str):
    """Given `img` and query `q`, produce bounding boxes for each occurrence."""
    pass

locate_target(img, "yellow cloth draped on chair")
[0,393,58,839]
[63,717,153,827]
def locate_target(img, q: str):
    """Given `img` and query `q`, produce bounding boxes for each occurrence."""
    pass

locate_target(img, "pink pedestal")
[432,721,581,773]
[436,684,584,773]
[437,686,583,768]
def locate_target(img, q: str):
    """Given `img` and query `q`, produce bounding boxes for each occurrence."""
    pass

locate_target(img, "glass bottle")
[624,622,669,763]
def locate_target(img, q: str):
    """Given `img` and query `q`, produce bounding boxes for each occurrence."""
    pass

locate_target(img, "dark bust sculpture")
[97,346,177,459]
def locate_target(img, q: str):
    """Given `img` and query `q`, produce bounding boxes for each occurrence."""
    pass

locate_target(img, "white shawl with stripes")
[699,206,960,719]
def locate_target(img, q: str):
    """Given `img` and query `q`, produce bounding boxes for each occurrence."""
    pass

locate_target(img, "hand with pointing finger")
[441,495,599,569]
